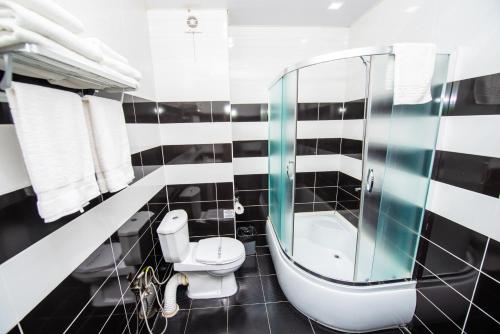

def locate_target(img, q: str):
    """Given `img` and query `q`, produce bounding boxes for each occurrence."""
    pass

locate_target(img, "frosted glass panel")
[280,71,297,254]
[370,55,450,281]
[268,78,283,246]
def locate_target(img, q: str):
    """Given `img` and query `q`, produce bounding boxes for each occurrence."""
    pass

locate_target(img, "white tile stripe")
[297,120,342,139]
[437,115,500,158]
[0,167,165,333]
[426,180,500,242]
[160,122,232,145]
[232,122,268,141]
[126,124,161,155]
[233,157,268,175]
[163,163,234,184]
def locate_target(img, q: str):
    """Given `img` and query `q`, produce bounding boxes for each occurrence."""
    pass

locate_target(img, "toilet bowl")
[157,209,245,299]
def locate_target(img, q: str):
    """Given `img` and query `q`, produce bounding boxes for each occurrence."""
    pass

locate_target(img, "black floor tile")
[190,297,229,309]
[161,310,188,334]
[261,275,287,302]
[256,246,270,255]
[310,321,342,333]
[185,307,227,334]
[267,302,313,334]
[257,255,276,275]
[236,256,259,277]
[228,304,270,334]
[229,276,264,305]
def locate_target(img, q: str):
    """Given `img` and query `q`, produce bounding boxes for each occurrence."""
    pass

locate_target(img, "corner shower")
[267,46,449,332]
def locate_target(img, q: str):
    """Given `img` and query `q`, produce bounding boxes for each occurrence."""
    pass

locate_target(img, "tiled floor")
[143,246,409,334]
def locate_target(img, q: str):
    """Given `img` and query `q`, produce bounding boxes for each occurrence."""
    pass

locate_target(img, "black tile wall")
[318,102,343,120]
[231,103,268,122]
[233,140,268,157]
[157,101,231,123]
[413,73,500,333]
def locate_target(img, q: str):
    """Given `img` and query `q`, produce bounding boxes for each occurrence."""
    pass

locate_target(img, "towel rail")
[0,43,137,91]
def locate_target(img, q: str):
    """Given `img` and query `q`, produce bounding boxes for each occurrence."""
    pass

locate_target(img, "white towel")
[86,37,128,64]
[0,0,102,62]
[6,82,100,222]
[392,43,436,105]
[101,55,142,81]
[13,0,85,34]
[83,95,134,193]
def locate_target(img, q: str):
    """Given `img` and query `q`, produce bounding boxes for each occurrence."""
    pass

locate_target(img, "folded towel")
[86,37,128,64]
[101,55,142,81]
[6,82,100,222]
[392,43,436,105]
[83,95,134,193]
[0,0,102,62]
[13,0,84,34]
[474,73,500,105]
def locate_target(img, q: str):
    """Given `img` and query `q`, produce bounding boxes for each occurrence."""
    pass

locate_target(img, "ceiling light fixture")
[328,2,344,10]
[404,5,420,13]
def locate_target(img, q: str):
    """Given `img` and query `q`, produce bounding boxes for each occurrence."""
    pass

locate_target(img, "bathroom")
[0,0,499,333]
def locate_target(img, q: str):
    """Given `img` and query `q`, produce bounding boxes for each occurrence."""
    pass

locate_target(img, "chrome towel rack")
[0,43,137,91]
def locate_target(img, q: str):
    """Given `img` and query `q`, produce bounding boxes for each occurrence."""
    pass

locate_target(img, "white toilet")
[157,209,245,299]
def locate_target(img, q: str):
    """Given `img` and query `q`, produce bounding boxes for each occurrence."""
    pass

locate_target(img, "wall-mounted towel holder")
[0,43,137,91]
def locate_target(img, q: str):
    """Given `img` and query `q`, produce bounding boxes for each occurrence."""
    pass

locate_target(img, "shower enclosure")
[267,46,449,332]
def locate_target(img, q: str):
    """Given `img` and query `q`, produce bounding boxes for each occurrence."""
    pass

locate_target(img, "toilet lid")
[195,237,245,265]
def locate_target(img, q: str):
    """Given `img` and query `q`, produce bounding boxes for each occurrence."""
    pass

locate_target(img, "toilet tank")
[157,209,190,262]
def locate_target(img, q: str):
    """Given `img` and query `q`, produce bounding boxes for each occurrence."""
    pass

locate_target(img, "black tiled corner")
[471,273,500,321]
[236,219,266,235]
[233,140,268,158]
[236,190,268,206]
[297,103,318,121]
[140,146,163,165]
[158,101,212,123]
[167,183,217,203]
[337,172,361,187]
[235,174,268,190]
[315,187,338,202]
[236,205,268,221]
[313,201,336,212]
[229,276,264,305]
[295,172,316,188]
[228,304,270,334]
[132,101,159,123]
[296,139,317,155]
[315,171,339,187]
[157,309,188,334]
[214,143,233,163]
[231,104,268,122]
[266,302,313,334]
[295,203,314,213]
[414,291,462,334]
[212,101,231,122]
[163,144,215,165]
[432,150,500,198]
[169,201,217,221]
[149,186,167,204]
[262,275,287,302]
[0,102,12,124]
[343,100,365,119]
[318,102,343,120]
[185,307,227,334]
[341,139,363,159]
[257,255,276,275]
[317,138,341,155]
[295,187,315,203]
[216,182,234,200]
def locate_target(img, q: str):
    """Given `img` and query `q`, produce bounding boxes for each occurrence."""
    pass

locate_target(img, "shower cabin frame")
[266,46,449,332]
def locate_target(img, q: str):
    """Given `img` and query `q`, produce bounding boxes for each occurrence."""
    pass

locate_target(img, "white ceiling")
[145,0,381,27]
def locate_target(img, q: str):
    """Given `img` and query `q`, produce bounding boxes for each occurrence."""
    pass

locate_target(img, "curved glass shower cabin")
[266,46,449,332]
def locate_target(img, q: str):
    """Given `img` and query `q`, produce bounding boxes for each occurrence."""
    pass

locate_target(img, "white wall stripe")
[296,155,340,172]
[232,122,268,141]
[160,122,232,145]
[0,125,30,196]
[126,124,161,154]
[233,157,268,175]
[426,180,500,242]
[436,115,500,158]
[0,167,165,333]
[339,155,362,180]
[297,120,342,139]
[341,119,364,140]
[163,163,234,184]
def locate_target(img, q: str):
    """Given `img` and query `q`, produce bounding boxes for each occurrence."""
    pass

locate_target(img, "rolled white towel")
[83,95,134,193]
[6,82,100,222]
[0,0,102,62]
[101,56,142,81]
[12,0,84,34]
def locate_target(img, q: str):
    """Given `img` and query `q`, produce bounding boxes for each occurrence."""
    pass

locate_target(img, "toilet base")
[184,272,238,299]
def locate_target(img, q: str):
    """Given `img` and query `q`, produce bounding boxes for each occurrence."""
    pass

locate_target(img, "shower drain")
[333,254,340,259]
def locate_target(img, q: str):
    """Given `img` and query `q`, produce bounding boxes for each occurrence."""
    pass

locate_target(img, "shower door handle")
[366,168,374,193]
[286,160,295,183]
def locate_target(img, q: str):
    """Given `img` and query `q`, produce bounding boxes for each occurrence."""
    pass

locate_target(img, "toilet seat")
[174,238,245,272]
